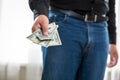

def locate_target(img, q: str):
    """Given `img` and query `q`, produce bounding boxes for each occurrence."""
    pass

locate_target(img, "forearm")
[107,0,116,44]
[29,0,50,19]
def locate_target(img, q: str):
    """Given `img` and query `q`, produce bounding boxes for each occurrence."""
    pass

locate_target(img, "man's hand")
[107,44,119,68]
[32,15,49,36]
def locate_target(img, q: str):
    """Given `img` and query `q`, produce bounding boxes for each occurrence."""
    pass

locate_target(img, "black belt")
[51,7,108,22]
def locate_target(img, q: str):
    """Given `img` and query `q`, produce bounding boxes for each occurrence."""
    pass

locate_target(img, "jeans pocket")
[49,11,67,24]
[94,21,108,32]
[100,21,108,29]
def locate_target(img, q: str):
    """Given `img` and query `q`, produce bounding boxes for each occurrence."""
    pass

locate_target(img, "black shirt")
[29,0,116,44]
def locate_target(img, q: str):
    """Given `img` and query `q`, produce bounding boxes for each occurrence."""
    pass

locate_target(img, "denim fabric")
[41,11,109,80]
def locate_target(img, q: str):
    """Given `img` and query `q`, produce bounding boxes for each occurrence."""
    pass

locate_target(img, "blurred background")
[0,0,120,80]
[0,0,43,80]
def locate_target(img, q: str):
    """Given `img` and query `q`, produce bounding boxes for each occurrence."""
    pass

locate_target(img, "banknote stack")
[27,22,62,47]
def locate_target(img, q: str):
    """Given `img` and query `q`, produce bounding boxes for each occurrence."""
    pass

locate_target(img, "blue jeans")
[41,11,109,80]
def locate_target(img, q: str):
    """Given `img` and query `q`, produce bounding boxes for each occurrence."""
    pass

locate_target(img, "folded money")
[27,22,62,47]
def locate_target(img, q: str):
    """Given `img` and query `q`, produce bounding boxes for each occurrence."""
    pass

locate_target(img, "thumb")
[41,22,48,36]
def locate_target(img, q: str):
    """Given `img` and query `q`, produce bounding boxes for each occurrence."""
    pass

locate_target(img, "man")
[29,0,118,80]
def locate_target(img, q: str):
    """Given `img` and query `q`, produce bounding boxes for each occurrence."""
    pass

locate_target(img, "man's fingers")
[107,44,119,68]
[107,54,118,68]
[31,15,49,35]
[32,22,41,33]
[32,22,48,36]
[32,21,48,36]
[107,57,116,68]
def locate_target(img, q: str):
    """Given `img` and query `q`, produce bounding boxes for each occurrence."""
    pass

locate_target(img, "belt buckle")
[84,14,98,22]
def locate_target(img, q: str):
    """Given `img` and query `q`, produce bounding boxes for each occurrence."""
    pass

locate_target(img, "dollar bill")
[26,29,41,44]
[27,22,62,47]
[47,30,62,47]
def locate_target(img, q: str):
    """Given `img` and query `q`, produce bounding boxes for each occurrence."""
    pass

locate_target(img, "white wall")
[116,0,120,65]
[116,0,120,35]
[0,0,2,25]
[0,0,42,64]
